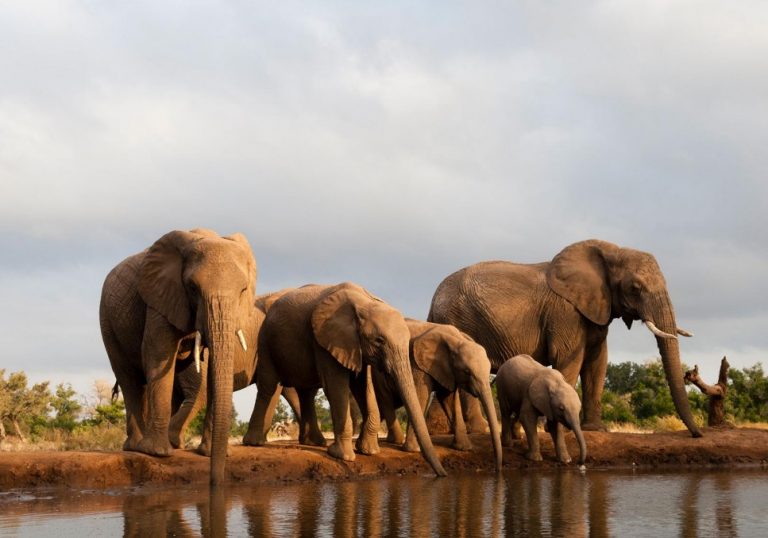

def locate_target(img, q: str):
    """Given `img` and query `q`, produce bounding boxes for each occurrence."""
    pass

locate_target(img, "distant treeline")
[601,359,768,426]
[2,360,767,449]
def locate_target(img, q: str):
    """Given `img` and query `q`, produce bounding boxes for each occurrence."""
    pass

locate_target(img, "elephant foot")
[168,431,183,449]
[328,440,356,462]
[136,436,173,457]
[386,431,405,445]
[355,434,381,455]
[300,431,328,447]
[525,450,543,462]
[122,437,143,452]
[581,421,606,432]
[242,430,267,447]
[402,439,421,453]
[451,436,473,451]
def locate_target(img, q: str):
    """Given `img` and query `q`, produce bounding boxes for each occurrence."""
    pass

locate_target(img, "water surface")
[1,468,766,537]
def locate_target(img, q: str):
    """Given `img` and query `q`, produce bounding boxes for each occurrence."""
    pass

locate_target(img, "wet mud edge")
[2,429,768,490]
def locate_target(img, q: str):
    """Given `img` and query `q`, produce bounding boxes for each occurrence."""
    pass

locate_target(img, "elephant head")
[138,228,257,485]
[411,324,503,471]
[546,239,701,437]
[529,373,587,465]
[311,284,447,476]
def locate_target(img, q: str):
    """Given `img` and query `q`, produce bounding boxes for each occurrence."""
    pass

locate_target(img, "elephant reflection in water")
[680,473,737,538]
[502,471,596,536]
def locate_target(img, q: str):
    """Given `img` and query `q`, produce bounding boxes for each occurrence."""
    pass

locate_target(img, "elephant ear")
[529,375,555,421]
[545,239,619,326]
[224,232,258,295]
[311,289,364,374]
[138,230,200,332]
[412,328,456,391]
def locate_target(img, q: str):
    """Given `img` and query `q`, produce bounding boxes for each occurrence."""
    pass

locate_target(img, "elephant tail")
[111,381,120,403]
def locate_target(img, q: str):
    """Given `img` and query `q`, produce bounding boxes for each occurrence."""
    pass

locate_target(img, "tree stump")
[684,356,730,428]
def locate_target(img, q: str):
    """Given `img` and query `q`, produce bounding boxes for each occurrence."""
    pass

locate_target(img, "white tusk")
[644,320,677,339]
[237,329,248,352]
[677,327,694,337]
[194,331,202,374]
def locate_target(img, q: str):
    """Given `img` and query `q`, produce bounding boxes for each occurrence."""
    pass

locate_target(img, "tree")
[0,370,51,441]
[685,357,730,427]
[49,383,82,431]
[727,363,768,422]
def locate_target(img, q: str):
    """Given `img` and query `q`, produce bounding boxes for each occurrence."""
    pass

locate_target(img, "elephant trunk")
[479,383,503,472]
[205,296,236,485]
[650,293,702,438]
[573,422,587,466]
[390,356,447,477]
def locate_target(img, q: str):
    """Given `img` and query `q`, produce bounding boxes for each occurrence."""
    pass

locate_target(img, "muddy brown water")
[1,468,767,537]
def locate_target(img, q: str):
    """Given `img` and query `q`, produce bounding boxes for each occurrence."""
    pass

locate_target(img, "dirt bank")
[2,428,767,490]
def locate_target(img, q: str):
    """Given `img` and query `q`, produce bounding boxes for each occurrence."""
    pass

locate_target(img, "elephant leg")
[520,401,542,462]
[443,389,472,451]
[102,326,145,451]
[169,358,208,449]
[297,388,327,446]
[377,381,404,445]
[549,419,572,464]
[244,352,282,446]
[499,397,514,448]
[317,354,355,461]
[580,339,608,431]
[351,366,381,455]
[461,389,489,433]
[136,311,177,456]
[403,373,431,453]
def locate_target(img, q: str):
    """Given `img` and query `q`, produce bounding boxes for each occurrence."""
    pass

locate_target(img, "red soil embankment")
[1,428,767,489]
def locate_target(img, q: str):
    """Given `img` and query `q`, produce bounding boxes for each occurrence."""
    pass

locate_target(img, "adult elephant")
[99,228,258,485]
[429,239,701,437]
[252,282,447,476]
[167,289,321,452]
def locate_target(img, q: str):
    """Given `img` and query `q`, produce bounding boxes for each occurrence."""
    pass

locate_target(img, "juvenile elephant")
[251,282,447,476]
[99,229,258,485]
[429,239,700,437]
[372,319,502,471]
[167,289,324,452]
[496,354,587,465]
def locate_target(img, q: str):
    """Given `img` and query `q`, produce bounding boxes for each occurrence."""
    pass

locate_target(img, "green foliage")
[185,402,244,439]
[49,383,83,431]
[602,359,768,426]
[0,370,51,440]
[726,363,768,422]
[600,390,635,423]
[315,391,333,432]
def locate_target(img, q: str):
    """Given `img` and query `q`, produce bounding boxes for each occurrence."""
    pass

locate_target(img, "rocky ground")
[2,427,767,489]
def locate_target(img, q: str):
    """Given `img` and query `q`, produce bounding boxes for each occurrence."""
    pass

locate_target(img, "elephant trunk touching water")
[388,356,447,476]
[646,292,701,437]
[204,296,236,486]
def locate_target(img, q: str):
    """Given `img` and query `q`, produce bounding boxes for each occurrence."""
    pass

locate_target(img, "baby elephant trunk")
[572,421,587,466]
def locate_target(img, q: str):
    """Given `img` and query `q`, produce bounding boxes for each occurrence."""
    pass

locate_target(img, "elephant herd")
[100,229,701,485]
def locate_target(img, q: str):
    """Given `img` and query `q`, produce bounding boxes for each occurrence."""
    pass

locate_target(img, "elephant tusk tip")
[236,329,248,352]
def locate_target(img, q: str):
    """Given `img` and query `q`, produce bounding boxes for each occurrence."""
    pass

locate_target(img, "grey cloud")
[1,1,766,395]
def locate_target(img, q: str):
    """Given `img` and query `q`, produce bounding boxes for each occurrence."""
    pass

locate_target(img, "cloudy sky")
[1,1,766,416]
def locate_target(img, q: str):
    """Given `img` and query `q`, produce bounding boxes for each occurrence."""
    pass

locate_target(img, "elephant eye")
[630,281,642,293]
[374,335,386,346]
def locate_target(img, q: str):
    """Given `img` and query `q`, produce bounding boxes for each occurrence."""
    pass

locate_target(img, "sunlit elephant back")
[99,228,258,485]
[428,239,701,438]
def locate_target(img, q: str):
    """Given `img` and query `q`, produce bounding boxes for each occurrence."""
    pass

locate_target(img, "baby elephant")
[496,354,586,465]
